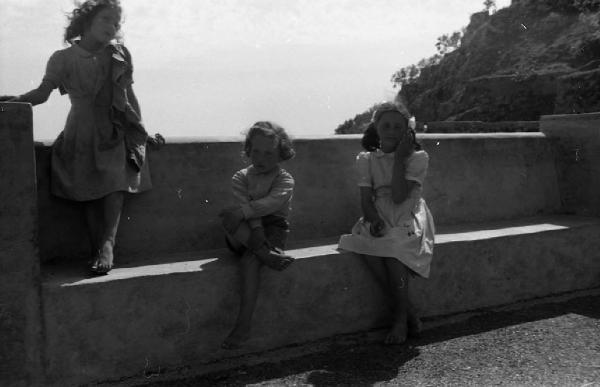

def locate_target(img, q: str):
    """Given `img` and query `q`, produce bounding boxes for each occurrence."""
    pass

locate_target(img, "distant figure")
[219,121,296,349]
[338,102,435,345]
[1,0,163,275]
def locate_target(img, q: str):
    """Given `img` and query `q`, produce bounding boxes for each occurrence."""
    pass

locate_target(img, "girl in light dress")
[338,102,435,344]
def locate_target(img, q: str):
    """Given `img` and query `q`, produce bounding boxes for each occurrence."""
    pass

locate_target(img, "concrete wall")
[36,133,562,263]
[41,218,600,385]
[541,112,600,216]
[0,103,42,386]
[419,121,539,133]
[2,102,600,385]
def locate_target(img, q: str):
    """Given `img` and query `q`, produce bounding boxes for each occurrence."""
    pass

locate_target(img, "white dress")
[338,149,435,278]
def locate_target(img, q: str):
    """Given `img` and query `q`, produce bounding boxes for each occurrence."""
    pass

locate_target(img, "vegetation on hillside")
[336,0,600,134]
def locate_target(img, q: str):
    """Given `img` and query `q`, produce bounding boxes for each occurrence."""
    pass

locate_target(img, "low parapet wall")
[541,112,600,216]
[41,219,600,385]
[3,102,600,386]
[418,121,539,133]
[0,104,42,387]
[35,133,562,262]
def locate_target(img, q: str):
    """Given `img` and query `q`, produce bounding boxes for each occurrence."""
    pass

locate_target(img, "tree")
[435,30,463,56]
[391,27,463,90]
[484,0,496,14]
[390,52,444,89]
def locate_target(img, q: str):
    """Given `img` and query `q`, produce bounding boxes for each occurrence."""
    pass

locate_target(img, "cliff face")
[400,0,600,122]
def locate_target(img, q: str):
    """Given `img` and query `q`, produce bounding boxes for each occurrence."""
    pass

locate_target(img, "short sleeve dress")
[338,149,435,278]
[43,43,152,201]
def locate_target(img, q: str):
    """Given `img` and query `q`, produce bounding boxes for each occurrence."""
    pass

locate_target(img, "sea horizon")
[1,0,511,140]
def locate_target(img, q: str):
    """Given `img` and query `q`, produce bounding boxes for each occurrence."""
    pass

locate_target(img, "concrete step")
[40,215,600,386]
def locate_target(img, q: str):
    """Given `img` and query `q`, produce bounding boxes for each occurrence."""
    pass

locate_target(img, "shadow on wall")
[41,249,391,384]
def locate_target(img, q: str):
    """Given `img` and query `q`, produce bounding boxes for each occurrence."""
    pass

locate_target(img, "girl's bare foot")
[255,247,294,271]
[222,325,250,350]
[91,241,114,275]
[89,251,101,274]
[384,319,407,345]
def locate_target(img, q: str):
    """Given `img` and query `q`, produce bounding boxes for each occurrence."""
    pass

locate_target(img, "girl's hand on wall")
[147,133,166,150]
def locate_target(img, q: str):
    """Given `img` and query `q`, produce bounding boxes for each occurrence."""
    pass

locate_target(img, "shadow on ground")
[418,292,600,347]
[139,293,600,387]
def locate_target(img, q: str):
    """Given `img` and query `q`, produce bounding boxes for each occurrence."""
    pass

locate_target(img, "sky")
[0,0,511,141]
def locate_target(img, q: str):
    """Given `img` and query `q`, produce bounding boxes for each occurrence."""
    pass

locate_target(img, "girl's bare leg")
[224,221,293,271]
[364,255,422,338]
[362,254,390,291]
[226,220,252,246]
[407,299,423,336]
[225,233,245,254]
[383,257,409,344]
[97,192,124,272]
[223,251,261,349]
[84,200,101,258]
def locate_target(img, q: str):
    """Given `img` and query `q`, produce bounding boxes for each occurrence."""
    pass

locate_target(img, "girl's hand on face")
[395,130,413,160]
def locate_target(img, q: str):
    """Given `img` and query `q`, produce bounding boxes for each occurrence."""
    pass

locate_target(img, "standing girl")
[4,0,155,274]
[338,102,435,344]
[219,121,296,349]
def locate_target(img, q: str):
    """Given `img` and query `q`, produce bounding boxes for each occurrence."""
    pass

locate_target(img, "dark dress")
[43,42,151,201]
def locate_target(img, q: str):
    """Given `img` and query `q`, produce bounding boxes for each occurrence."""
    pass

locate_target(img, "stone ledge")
[541,111,600,121]
[33,132,550,148]
[42,215,599,288]
[40,215,600,385]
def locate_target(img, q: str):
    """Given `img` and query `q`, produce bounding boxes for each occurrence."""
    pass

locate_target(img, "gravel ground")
[138,294,600,387]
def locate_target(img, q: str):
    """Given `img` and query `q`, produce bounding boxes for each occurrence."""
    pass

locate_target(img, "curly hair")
[243,121,296,161]
[64,0,122,44]
[361,102,422,152]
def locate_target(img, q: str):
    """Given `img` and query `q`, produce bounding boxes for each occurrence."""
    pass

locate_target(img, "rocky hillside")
[336,0,600,133]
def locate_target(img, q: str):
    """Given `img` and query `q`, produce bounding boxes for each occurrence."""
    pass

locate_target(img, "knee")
[222,218,243,235]
[225,234,245,255]
[221,218,232,233]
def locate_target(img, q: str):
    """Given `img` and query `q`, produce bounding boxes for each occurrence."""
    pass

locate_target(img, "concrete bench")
[40,215,600,385]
